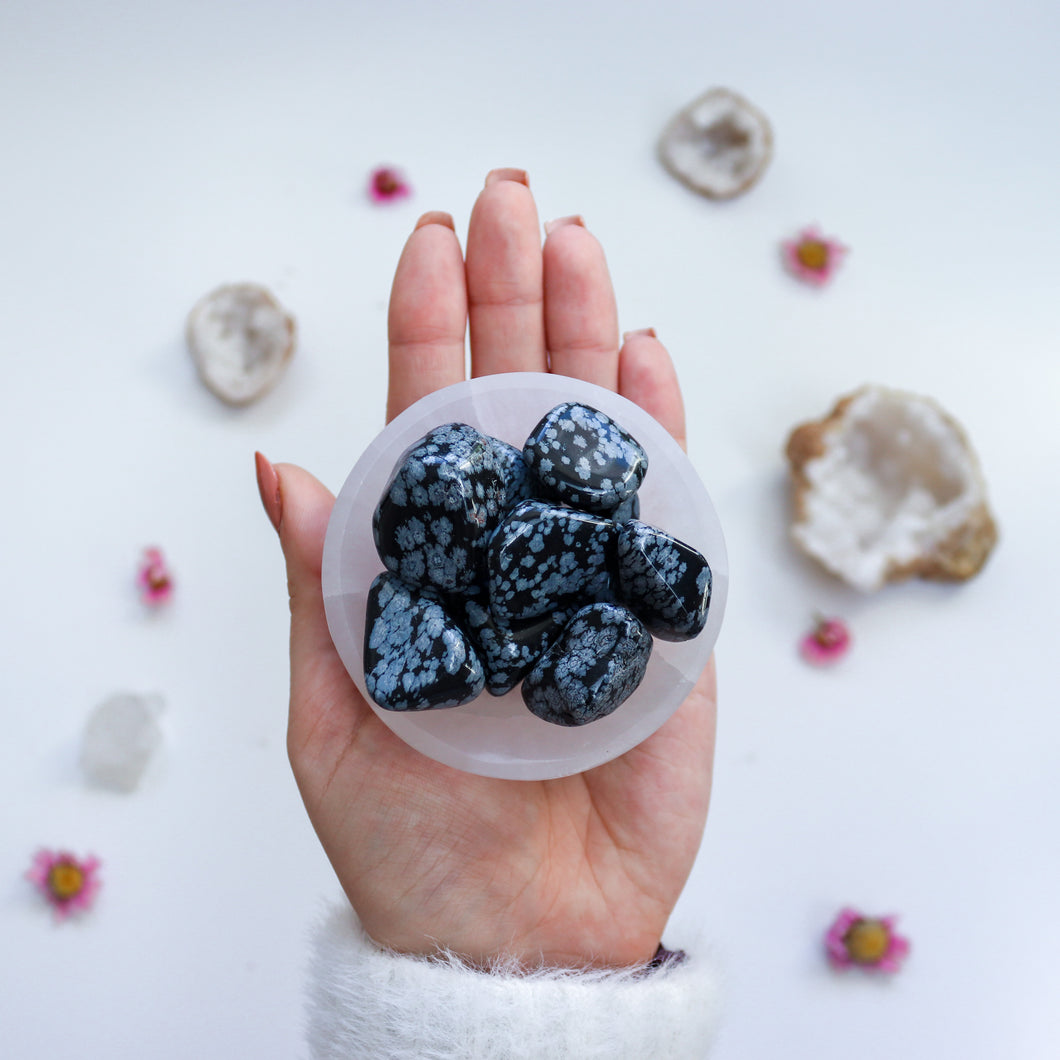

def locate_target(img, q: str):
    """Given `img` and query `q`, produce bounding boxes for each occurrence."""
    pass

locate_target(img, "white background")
[2,1,1058,1056]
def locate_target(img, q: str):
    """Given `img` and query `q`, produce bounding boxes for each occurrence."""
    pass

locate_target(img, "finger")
[466,169,547,376]
[542,217,619,389]
[387,212,467,422]
[617,329,688,451]
[262,459,371,753]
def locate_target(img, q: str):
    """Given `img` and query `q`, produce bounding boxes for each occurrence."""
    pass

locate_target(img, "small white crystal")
[80,693,164,792]
[186,282,296,405]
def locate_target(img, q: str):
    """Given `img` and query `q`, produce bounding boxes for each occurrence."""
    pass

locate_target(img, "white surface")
[322,374,727,779]
[1,1,1058,1056]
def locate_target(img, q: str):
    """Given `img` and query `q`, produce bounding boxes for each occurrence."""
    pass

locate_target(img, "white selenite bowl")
[322,373,728,780]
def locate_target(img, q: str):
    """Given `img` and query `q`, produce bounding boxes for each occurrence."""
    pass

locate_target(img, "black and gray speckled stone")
[607,493,641,524]
[490,438,536,510]
[487,500,616,623]
[523,402,648,513]
[363,573,485,710]
[616,520,712,641]
[457,599,575,697]
[521,603,653,726]
[373,423,506,595]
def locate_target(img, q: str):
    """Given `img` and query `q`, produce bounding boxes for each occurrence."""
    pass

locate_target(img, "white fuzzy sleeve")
[306,904,721,1059]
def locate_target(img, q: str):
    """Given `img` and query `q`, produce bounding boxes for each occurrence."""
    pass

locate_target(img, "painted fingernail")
[485,167,529,187]
[544,215,586,235]
[255,451,282,533]
[623,327,658,341]
[414,210,455,231]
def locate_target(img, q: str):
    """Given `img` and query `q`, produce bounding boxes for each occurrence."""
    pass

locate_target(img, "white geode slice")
[658,87,773,200]
[785,386,998,591]
[80,693,164,792]
[186,282,296,405]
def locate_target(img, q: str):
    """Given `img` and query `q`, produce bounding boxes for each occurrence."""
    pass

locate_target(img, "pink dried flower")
[782,226,847,286]
[26,849,102,919]
[137,547,173,606]
[368,166,411,204]
[800,614,851,665]
[825,908,910,972]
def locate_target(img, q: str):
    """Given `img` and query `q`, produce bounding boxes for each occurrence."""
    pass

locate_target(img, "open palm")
[260,169,717,969]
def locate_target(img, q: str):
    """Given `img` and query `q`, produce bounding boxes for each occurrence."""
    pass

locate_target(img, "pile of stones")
[364,402,712,727]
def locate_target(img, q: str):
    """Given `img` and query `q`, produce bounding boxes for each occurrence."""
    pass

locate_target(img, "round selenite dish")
[322,374,728,780]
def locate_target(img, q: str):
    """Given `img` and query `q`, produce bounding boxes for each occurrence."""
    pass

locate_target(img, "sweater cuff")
[306,903,721,1059]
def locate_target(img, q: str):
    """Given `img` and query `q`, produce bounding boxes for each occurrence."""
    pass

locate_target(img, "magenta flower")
[368,166,411,204]
[26,850,102,919]
[137,547,173,606]
[782,226,847,286]
[825,908,910,972]
[799,615,851,665]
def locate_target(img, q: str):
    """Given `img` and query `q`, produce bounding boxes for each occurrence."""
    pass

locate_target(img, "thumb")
[255,453,364,746]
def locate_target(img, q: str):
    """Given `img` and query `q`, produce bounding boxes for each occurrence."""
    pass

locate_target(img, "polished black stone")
[607,493,640,524]
[457,598,575,697]
[490,438,536,510]
[616,520,712,641]
[523,402,648,513]
[363,573,485,711]
[373,423,506,595]
[487,500,616,623]
[521,603,652,726]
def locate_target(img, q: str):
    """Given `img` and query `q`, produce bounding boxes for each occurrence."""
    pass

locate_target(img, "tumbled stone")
[490,438,536,510]
[523,402,648,513]
[608,493,641,524]
[456,599,574,696]
[488,500,616,623]
[373,424,506,595]
[616,520,712,641]
[364,573,485,710]
[522,603,653,726]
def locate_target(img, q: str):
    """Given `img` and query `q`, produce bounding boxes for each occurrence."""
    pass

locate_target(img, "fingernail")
[255,451,282,533]
[623,327,658,341]
[485,167,529,187]
[414,210,455,231]
[544,215,586,235]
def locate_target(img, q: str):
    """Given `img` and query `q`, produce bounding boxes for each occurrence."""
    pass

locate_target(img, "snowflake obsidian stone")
[616,520,713,641]
[521,603,653,726]
[491,438,536,510]
[487,500,616,623]
[373,424,506,595]
[364,573,485,710]
[361,402,713,723]
[455,599,575,697]
[523,402,648,513]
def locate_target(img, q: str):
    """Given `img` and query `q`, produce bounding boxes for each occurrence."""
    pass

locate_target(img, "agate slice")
[658,87,773,200]
[786,385,999,591]
[186,282,296,405]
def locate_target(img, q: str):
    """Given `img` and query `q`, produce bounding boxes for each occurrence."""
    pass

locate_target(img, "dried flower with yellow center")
[825,907,910,972]
[26,849,102,919]
[48,861,86,901]
[782,226,848,286]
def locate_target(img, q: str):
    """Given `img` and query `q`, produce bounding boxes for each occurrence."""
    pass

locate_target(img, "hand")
[256,169,717,969]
